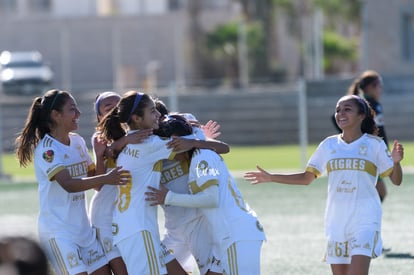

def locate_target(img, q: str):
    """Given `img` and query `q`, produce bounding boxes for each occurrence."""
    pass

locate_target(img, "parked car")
[0,51,53,95]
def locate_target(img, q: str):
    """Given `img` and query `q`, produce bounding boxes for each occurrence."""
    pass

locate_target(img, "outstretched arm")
[244,165,316,185]
[389,140,404,186]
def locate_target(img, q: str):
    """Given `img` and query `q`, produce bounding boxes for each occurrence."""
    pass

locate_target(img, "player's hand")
[202,120,221,139]
[244,165,272,185]
[106,167,130,186]
[93,136,107,158]
[126,129,152,144]
[391,139,404,163]
[167,137,195,152]
[145,185,168,206]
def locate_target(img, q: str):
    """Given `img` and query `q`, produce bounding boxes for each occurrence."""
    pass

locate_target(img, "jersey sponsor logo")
[86,248,105,266]
[121,145,140,158]
[196,160,220,178]
[42,150,54,162]
[336,180,356,194]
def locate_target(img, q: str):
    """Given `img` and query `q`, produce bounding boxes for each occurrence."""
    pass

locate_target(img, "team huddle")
[15,89,265,275]
[15,70,404,275]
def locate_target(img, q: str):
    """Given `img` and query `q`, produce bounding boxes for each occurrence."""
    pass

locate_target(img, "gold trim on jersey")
[87,163,95,175]
[380,167,393,178]
[48,165,65,181]
[168,151,177,160]
[153,160,163,172]
[226,243,238,275]
[49,238,70,274]
[106,157,117,168]
[189,179,218,194]
[306,166,321,178]
[326,158,377,177]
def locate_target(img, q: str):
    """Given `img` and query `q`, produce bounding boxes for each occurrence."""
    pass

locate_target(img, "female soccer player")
[245,95,404,275]
[146,114,267,275]
[15,89,129,275]
[98,90,200,274]
[89,91,152,275]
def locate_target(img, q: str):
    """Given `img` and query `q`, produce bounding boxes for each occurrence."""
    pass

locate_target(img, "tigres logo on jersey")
[67,252,80,268]
[42,150,54,162]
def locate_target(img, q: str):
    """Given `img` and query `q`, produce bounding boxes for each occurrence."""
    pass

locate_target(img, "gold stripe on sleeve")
[189,179,218,194]
[48,166,65,181]
[306,166,321,178]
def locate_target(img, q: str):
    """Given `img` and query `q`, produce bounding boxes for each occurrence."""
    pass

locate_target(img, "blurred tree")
[189,0,362,85]
[204,21,265,87]
[323,30,358,73]
[270,0,362,77]
[238,0,275,79]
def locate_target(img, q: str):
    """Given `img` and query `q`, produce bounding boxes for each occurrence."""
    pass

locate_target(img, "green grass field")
[3,142,414,177]
[1,143,414,274]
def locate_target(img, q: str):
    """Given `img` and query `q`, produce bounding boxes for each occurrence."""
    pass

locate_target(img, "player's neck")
[341,131,363,144]
[49,129,70,145]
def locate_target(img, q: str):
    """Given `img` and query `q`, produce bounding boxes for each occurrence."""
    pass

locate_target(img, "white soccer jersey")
[34,133,95,245]
[113,133,175,244]
[161,159,201,231]
[159,159,202,272]
[306,134,394,239]
[89,132,118,229]
[88,131,120,260]
[188,149,266,258]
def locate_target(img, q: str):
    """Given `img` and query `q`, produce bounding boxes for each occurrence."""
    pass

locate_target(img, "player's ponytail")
[15,89,73,167]
[98,105,126,142]
[15,97,43,167]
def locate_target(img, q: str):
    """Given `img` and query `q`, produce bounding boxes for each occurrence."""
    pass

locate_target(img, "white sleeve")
[164,185,219,208]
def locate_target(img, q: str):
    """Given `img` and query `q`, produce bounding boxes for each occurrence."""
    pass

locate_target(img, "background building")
[360,0,414,76]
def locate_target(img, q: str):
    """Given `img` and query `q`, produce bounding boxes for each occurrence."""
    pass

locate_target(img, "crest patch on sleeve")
[43,150,54,162]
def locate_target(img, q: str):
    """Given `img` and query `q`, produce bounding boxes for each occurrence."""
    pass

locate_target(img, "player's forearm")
[193,139,230,154]
[165,186,219,208]
[270,171,314,185]
[389,162,403,186]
